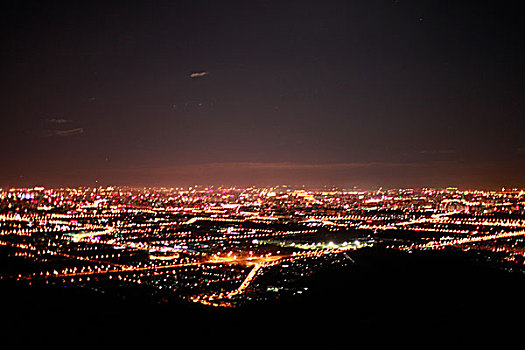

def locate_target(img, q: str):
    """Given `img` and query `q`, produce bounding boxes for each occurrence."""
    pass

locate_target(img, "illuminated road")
[18,252,308,281]
[401,230,525,250]
[190,249,344,307]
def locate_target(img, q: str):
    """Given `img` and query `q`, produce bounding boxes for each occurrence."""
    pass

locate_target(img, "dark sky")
[1,0,524,189]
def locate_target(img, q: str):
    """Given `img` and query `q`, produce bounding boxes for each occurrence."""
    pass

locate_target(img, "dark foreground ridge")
[3,248,523,346]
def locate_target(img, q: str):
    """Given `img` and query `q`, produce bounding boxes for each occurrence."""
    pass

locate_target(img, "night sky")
[1,0,524,189]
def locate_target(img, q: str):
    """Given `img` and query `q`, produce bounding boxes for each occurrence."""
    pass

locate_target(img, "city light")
[1,186,524,308]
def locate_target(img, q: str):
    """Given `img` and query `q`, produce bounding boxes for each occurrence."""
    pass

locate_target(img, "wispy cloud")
[113,161,456,176]
[190,71,208,78]
[50,128,84,137]
[43,118,83,137]
[94,160,469,188]
[46,118,71,124]
[197,161,453,170]
[418,149,457,155]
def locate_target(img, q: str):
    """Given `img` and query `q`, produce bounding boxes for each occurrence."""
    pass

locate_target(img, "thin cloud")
[198,161,453,170]
[46,118,71,124]
[418,149,458,155]
[51,128,84,137]
[113,161,457,175]
[43,118,83,137]
[190,71,208,78]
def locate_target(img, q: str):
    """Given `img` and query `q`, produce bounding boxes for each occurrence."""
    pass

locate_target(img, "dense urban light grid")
[2,186,524,307]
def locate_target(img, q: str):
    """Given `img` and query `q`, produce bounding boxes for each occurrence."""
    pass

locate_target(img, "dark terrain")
[2,248,523,346]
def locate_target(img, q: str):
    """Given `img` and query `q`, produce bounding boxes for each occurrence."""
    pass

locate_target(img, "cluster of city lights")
[1,186,524,307]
